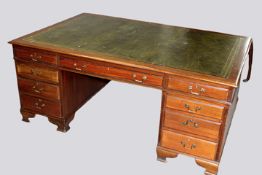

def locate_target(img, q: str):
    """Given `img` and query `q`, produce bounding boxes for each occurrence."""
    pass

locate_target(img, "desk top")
[10,13,252,86]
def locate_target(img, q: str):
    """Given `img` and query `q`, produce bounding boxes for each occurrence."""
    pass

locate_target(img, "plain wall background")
[0,0,261,174]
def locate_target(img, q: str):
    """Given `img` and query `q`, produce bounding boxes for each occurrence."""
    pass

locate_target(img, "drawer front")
[160,130,218,160]
[14,47,57,65]
[168,77,229,100]
[16,62,59,83]
[18,78,60,100]
[60,57,89,72]
[60,57,163,87]
[166,94,225,119]
[20,94,61,117]
[164,109,221,140]
[106,67,163,87]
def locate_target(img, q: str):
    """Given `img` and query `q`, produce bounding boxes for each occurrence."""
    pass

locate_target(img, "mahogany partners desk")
[9,13,253,175]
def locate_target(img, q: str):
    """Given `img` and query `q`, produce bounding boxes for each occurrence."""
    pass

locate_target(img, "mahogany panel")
[61,71,110,119]
[160,129,218,160]
[216,85,239,161]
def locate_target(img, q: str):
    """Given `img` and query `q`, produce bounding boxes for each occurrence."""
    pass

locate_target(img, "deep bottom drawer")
[160,129,218,160]
[20,94,61,117]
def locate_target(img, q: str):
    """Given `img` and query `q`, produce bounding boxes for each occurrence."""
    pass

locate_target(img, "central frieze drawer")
[60,57,163,88]
[16,62,59,83]
[106,67,163,87]
[18,78,60,100]
[160,130,218,160]
[164,109,221,140]
[166,94,225,120]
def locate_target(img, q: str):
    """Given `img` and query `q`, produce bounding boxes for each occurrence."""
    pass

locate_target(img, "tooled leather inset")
[22,13,250,78]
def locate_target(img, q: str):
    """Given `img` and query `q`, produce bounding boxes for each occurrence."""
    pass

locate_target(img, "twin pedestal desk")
[9,13,253,175]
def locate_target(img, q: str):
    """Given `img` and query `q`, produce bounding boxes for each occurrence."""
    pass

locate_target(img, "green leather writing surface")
[23,13,248,78]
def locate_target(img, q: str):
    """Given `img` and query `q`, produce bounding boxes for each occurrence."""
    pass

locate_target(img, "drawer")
[60,57,163,87]
[166,94,225,119]
[20,94,61,117]
[168,76,230,100]
[164,109,221,140]
[106,67,163,87]
[60,57,89,72]
[14,46,57,65]
[160,130,218,160]
[18,78,60,100]
[16,62,59,83]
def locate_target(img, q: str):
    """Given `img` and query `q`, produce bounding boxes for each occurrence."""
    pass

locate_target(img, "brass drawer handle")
[73,63,87,71]
[30,53,37,62]
[132,74,147,83]
[181,119,199,128]
[180,141,197,150]
[33,89,44,93]
[184,104,201,113]
[32,84,44,93]
[188,86,205,96]
[34,100,46,110]
[32,58,38,62]
[37,55,42,59]
[30,53,42,62]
